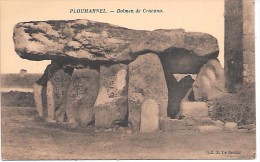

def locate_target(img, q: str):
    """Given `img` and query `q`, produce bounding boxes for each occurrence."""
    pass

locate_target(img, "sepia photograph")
[0,0,257,160]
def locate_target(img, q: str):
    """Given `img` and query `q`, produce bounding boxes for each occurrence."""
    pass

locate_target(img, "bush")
[209,82,255,126]
[1,91,35,107]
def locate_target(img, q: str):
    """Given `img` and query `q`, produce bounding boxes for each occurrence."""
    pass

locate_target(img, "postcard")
[0,0,257,160]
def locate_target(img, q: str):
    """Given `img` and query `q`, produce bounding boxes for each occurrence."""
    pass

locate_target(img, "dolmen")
[13,19,225,132]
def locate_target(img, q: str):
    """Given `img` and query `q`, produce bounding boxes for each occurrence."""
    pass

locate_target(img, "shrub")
[1,91,35,107]
[209,82,255,126]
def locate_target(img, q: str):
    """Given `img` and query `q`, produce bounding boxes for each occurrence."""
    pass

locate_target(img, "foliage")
[209,82,255,125]
[1,91,35,107]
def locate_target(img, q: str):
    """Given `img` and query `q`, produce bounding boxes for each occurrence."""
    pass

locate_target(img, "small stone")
[162,118,186,131]
[225,122,238,132]
[213,120,225,128]
[198,125,223,133]
[238,124,255,130]
[248,128,256,133]
[180,101,208,118]
[140,99,160,133]
[126,129,133,134]
[95,128,105,133]
[104,128,113,132]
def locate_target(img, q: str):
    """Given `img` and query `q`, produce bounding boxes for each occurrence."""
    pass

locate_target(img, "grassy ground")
[1,106,256,160]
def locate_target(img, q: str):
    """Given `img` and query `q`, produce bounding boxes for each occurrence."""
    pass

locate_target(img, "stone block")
[128,53,168,131]
[243,0,254,22]
[140,99,160,133]
[43,62,73,122]
[243,20,254,35]
[46,81,55,122]
[243,51,255,64]
[66,68,99,125]
[95,64,128,128]
[225,122,238,132]
[193,59,225,101]
[180,101,208,118]
[213,120,225,128]
[33,83,47,117]
[243,34,255,51]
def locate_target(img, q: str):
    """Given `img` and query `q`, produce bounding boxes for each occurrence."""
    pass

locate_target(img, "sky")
[0,0,224,74]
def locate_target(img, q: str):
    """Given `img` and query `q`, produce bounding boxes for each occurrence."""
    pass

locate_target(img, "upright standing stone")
[66,68,99,125]
[128,53,168,131]
[140,99,160,133]
[45,62,73,122]
[193,59,225,101]
[33,83,47,117]
[94,64,128,128]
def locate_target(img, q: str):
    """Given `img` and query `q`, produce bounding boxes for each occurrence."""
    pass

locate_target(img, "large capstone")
[65,68,99,126]
[94,64,128,128]
[13,19,219,63]
[128,53,168,131]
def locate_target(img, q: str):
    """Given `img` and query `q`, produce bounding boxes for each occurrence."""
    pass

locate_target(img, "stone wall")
[224,0,255,91]
[242,0,255,83]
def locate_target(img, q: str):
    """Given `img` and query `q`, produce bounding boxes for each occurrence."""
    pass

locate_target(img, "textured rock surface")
[180,101,208,118]
[66,68,99,125]
[128,53,168,131]
[33,83,47,117]
[225,122,238,132]
[43,62,73,122]
[94,64,128,128]
[13,19,219,63]
[140,99,160,133]
[179,89,208,118]
[193,59,225,101]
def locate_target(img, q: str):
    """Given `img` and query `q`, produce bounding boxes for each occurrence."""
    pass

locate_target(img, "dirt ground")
[1,106,256,160]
